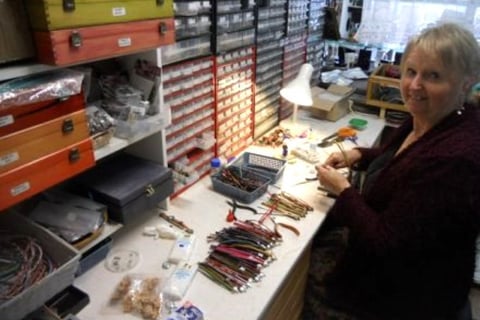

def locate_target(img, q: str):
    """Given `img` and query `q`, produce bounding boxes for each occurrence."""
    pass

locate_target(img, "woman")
[304,23,480,319]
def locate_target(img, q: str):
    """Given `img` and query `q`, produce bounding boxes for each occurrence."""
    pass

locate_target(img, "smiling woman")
[303,23,480,320]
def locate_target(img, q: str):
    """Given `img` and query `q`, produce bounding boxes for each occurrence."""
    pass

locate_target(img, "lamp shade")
[280,63,314,106]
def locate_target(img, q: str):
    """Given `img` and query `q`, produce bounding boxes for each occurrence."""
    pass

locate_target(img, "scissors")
[318,127,357,147]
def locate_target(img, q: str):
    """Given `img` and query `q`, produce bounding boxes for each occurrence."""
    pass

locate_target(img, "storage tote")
[0,212,80,320]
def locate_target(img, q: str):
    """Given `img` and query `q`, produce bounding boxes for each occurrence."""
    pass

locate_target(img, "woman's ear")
[463,76,476,93]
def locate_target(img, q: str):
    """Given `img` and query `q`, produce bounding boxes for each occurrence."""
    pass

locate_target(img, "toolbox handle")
[62,119,74,134]
[69,148,80,163]
[63,0,75,12]
[70,31,83,48]
[158,22,168,35]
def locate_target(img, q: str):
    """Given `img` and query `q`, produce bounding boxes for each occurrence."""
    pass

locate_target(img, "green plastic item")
[349,118,368,130]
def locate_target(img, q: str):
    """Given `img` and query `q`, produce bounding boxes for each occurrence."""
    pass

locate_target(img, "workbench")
[74,111,386,320]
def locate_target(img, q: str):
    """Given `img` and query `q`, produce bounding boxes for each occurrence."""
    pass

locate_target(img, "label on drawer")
[118,38,132,47]
[0,115,14,128]
[112,7,126,16]
[11,181,30,197]
[0,152,19,167]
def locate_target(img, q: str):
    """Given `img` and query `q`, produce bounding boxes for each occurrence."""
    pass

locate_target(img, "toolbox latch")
[159,22,167,35]
[70,31,83,48]
[69,148,80,163]
[156,0,164,6]
[62,118,74,133]
[145,184,156,197]
[63,0,76,12]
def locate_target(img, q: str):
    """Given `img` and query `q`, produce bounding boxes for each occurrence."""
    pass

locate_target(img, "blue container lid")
[211,158,221,168]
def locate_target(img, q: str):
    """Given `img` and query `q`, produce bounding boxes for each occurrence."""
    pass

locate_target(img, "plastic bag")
[110,274,164,320]
[0,69,84,110]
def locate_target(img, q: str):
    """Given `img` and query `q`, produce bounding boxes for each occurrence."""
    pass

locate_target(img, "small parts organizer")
[162,0,212,65]
[215,47,255,160]
[214,0,256,53]
[254,0,287,139]
[280,33,308,120]
[163,56,216,194]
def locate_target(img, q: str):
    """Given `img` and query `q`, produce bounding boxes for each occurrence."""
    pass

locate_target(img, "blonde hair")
[401,23,480,93]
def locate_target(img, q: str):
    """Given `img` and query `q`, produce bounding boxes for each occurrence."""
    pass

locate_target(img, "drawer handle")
[62,118,74,133]
[156,0,164,6]
[145,184,156,197]
[63,0,75,12]
[158,22,167,35]
[69,148,80,163]
[70,31,83,48]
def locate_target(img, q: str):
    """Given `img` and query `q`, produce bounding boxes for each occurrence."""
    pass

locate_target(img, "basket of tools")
[211,166,271,204]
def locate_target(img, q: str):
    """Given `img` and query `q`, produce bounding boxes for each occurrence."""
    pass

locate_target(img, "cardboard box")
[310,84,355,121]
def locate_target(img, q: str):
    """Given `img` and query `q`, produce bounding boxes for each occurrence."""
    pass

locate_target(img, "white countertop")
[75,111,385,320]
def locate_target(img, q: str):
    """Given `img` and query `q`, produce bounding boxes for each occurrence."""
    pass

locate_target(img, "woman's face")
[400,47,465,121]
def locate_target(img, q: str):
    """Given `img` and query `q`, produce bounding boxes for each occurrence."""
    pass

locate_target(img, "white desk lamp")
[280,63,314,124]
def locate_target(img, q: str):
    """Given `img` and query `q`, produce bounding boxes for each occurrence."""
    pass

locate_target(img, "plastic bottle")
[210,157,222,176]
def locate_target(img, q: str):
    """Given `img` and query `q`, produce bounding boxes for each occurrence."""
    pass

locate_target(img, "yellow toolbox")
[25,0,174,31]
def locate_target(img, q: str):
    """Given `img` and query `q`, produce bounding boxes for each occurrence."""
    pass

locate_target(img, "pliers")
[226,199,258,222]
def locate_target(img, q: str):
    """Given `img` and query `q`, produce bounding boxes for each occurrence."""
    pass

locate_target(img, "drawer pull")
[62,118,74,133]
[69,148,80,163]
[70,31,83,48]
[156,0,164,6]
[159,22,167,35]
[63,0,75,12]
[145,184,156,197]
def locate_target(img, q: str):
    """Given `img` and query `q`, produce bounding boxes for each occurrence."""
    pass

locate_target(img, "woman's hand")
[324,149,362,169]
[316,164,351,196]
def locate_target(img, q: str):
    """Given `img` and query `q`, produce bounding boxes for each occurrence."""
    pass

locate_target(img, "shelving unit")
[339,0,363,39]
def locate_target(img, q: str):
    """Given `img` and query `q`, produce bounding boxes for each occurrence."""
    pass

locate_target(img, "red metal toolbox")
[0,138,95,212]
[33,18,175,66]
[25,0,174,31]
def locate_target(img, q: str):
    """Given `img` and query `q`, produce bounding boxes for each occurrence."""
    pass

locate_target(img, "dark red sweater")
[322,106,480,319]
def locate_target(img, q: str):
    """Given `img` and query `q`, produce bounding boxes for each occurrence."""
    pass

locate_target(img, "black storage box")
[75,153,173,224]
